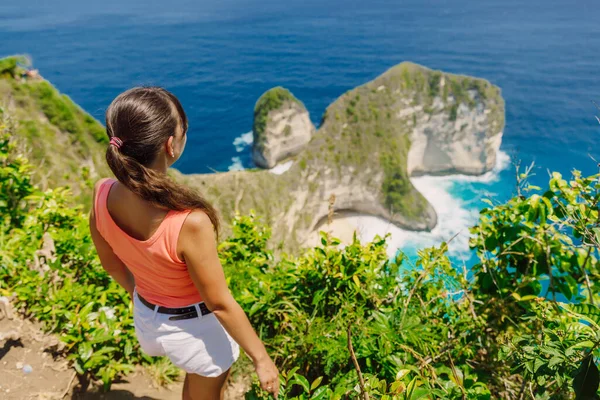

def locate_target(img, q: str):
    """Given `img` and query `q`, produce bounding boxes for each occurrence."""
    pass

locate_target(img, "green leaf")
[101,368,112,391]
[294,374,310,393]
[396,369,411,380]
[93,346,117,355]
[124,342,133,357]
[573,355,600,399]
[88,334,113,344]
[405,377,419,398]
[248,302,263,317]
[78,342,93,362]
[72,360,84,375]
[310,376,323,391]
[548,356,564,368]
[533,357,545,373]
[540,346,563,358]
[561,303,600,329]
[566,341,595,357]
[524,360,534,374]
[593,228,600,245]
[310,386,329,399]
[410,388,430,400]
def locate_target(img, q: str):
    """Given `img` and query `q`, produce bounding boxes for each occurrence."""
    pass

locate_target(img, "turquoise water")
[1,0,599,257]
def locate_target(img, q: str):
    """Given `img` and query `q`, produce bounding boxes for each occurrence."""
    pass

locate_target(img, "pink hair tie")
[109,136,123,149]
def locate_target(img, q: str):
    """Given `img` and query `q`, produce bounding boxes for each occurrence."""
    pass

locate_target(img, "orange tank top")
[94,178,202,307]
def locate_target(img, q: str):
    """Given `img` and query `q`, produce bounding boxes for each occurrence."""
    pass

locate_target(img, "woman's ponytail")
[105,87,220,237]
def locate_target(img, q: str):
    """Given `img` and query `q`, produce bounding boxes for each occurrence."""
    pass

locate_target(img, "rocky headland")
[182,62,505,249]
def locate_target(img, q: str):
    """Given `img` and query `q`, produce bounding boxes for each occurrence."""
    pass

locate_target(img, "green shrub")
[84,114,107,143]
[9,78,108,146]
[0,55,29,78]
[0,119,36,229]
[428,71,442,98]
[29,82,80,134]
[449,103,458,121]
[380,137,426,218]
[229,168,600,398]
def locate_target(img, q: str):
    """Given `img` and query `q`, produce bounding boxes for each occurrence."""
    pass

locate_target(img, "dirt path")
[0,316,251,400]
[0,315,74,399]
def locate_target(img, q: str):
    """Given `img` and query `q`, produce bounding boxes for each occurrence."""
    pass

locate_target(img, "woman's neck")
[149,153,170,174]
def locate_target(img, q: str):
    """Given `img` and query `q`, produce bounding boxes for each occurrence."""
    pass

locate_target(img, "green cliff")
[0,55,109,203]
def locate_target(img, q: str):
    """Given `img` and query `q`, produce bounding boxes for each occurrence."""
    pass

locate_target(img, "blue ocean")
[1,0,599,258]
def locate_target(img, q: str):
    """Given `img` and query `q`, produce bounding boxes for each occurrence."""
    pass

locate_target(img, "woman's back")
[94,178,201,307]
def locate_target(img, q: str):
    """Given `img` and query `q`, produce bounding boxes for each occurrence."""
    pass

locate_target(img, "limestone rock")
[252,87,314,169]
[407,94,503,176]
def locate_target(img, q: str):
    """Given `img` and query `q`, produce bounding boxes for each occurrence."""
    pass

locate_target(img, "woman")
[89,87,279,399]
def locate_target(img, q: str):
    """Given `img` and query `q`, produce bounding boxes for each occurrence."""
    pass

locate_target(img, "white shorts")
[133,290,240,377]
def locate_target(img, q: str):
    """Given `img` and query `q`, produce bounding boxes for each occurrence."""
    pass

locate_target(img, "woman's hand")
[255,356,280,398]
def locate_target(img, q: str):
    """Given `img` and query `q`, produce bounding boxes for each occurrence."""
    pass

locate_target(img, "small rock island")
[252,87,315,169]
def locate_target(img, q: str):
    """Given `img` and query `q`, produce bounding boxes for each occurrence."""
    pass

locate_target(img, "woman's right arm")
[179,210,279,397]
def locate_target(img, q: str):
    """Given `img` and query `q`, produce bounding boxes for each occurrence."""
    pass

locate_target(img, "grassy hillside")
[0,55,109,204]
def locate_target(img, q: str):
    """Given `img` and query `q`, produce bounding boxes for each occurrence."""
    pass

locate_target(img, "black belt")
[137,294,212,321]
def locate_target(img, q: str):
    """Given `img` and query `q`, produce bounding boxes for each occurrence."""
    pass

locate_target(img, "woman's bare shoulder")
[93,177,115,194]
[177,209,217,261]
[181,209,214,237]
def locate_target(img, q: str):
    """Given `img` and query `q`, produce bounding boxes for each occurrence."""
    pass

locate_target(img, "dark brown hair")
[105,87,219,235]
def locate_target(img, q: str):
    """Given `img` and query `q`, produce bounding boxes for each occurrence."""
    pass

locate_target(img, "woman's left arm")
[89,184,135,297]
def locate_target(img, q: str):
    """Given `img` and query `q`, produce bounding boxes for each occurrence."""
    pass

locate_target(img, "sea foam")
[228,131,254,171]
[229,130,295,174]
[233,131,253,152]
[228,157,244,171]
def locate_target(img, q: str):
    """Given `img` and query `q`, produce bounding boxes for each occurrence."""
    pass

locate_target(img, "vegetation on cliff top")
[2,102,599,398]
[0,55,30,77]
[253,86,304,145]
